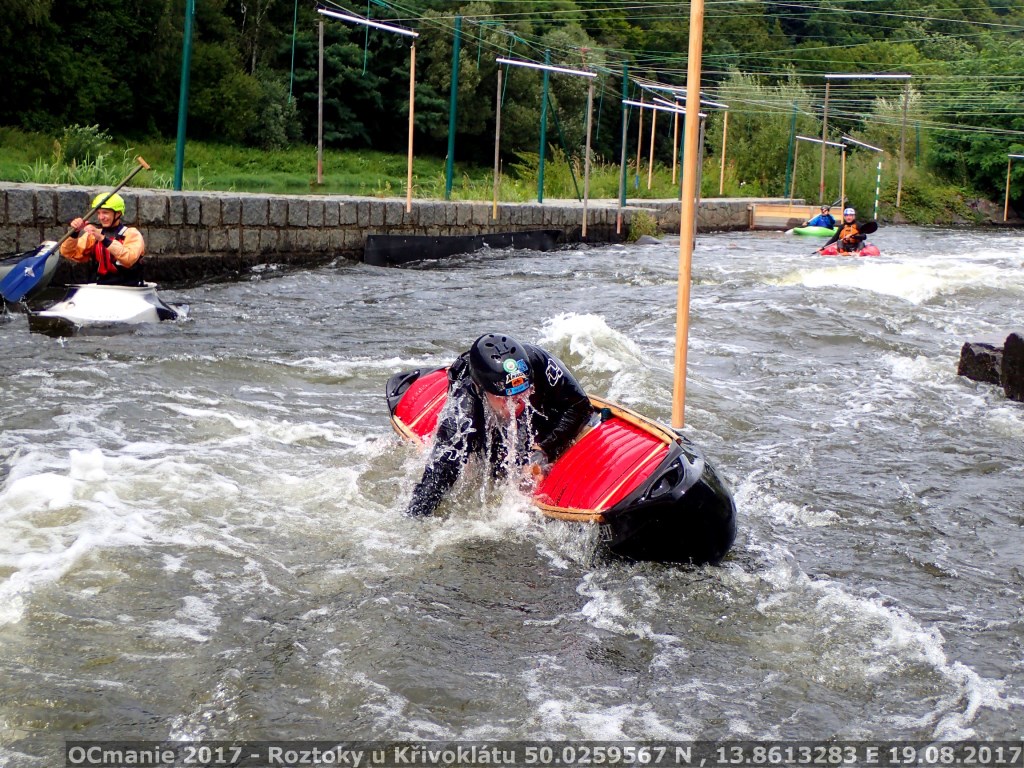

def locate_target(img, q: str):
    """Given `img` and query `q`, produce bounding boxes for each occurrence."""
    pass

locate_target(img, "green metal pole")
[173,0,195,191]
[288,0,298,104]
[783,101,797,200]
[537,49,550,203]
[444,16,462,200]
[616,64,628,235]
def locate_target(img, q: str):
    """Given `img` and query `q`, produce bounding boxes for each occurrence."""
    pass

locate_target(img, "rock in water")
[1001,332,1024,402]
[958,342,1002,386]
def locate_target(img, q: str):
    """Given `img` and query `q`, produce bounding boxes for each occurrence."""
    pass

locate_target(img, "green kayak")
[791,225,838,237]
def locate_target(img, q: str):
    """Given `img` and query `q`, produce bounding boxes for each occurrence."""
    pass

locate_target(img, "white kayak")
[28,282,183,336]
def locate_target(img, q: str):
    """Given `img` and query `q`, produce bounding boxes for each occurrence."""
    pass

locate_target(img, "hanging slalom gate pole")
[317,9,419,196]
[616,65,629,236]
[783,101,797,201]
[492,67,503,219]
[897,78,910,209]
[796,135,845,207]
[789,139,800,203]
[538,50,551,203]
[818,79,829,204]
[444,16,462,201]
[647,105,657,190]
[1006,155,1024,222]
[635,96,644,188]
[406,41,415,213]
[288,0,298,103]
[842,135,885,220]
[672,110,680,185]
[582,79,594,238]
[840,145,846,210]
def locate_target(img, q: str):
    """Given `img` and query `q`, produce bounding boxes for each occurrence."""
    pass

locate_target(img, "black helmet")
[468,333,532,396]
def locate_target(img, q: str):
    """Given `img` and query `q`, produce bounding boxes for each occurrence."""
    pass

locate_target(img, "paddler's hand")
[523,448,550,481]
[70,217,86,232]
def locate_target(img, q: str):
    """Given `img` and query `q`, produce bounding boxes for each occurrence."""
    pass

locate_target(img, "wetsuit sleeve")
[406,384,480,517]
[112,227,145,267]
[529,347,591,460]
[59,232,93,263]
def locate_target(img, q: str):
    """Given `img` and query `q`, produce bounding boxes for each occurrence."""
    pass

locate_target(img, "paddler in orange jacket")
[60,192,146,285]
[819,207,866,254]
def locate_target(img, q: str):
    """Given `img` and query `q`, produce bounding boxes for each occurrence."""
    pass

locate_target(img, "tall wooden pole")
[582,80,594,238]
[672,0,706,429]
[406,41,416,212]
[492,68,503,220]
[819,80,830,204]
[1006,157,1013,223]
[718,110,728,195]
[317,20,324,185]
[635,97,644,186]
[647,108,657,190]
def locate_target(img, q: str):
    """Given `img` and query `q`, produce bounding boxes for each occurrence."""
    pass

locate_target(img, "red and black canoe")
[386,367,737,564]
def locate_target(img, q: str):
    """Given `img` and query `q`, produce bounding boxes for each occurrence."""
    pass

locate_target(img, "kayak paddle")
[0,156,150,303]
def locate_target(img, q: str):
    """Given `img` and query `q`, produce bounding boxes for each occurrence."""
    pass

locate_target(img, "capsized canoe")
[819,243,881,257]
[386,367,737,564]
[27,282,183,336]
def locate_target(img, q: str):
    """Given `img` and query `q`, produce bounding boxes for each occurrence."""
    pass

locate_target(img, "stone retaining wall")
[0,183,768,284]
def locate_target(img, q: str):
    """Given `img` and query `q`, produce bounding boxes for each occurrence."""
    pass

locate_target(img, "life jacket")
[86,224,144,284]
[838,222,862,249]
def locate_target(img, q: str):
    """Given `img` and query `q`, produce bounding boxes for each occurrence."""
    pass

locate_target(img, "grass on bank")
[0,126,990,225]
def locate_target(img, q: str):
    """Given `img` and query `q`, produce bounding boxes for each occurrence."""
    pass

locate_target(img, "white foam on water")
[0,449,168,625]
[784,259,1018,305]
[289,354,452,380]
[159,403,364,446]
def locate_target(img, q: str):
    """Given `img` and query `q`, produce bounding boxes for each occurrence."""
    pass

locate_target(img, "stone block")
[177,228,208,254]
[310,229,330,252]
[242,197,269,226]
[339,202,358,225]
[472,204,491,226]
[221,198,241,225]
[17,228,42,251]
[369,203,385,227]
[138,194,168,225]
[384,201,405,226]
[269,199,289,227]
[324,200,340,227]
[288,199,309,227]
[7,188,35,225]
[402,204,418,227]
[329,228,346,252]
[185,196,202,226]
[241,229,260,255]
[356,201,371,227]
[201,198,221,227]
[307,200,325,228]
[343,228,364,248]
[145,227,177,255]
[169,197,185,226]
[36,190,57,224]
[57,189,90,224]
[209,229,231,252]
[259,229,279,253]
[455,203,472,226]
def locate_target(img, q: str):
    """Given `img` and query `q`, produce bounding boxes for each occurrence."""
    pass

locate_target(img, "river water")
[1,226,1023,764]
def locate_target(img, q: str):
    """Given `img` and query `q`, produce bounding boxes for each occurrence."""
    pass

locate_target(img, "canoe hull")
[386,367,736,564]
[27,282,181,336]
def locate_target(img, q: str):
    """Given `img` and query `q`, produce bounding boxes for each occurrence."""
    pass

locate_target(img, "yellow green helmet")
[91,192,125,214]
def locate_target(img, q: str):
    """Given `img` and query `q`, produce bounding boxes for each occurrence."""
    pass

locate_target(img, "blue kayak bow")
[0,156,150,303]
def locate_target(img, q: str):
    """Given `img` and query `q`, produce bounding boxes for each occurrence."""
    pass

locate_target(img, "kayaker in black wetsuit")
[406,333,592,517]
[820,207,866,254]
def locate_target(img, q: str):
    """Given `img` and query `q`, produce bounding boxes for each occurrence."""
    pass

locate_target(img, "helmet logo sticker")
[503,359,519,373]
[545,360,563,387]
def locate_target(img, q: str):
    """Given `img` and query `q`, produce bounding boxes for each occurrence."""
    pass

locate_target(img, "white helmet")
[843,207,856,216]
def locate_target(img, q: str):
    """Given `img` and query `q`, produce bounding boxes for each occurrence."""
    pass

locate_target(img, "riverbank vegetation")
[2,0,1022,223]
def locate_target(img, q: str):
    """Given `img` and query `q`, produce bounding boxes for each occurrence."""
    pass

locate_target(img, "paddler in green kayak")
[802,205,836,230]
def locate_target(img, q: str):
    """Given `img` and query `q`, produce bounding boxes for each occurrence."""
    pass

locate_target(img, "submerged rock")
[958,342,1002,385]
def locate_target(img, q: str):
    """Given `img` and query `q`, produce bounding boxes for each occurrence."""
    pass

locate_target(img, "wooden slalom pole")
[647,107,657,190]
[718,110,728,195]
[672,0,706,429]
